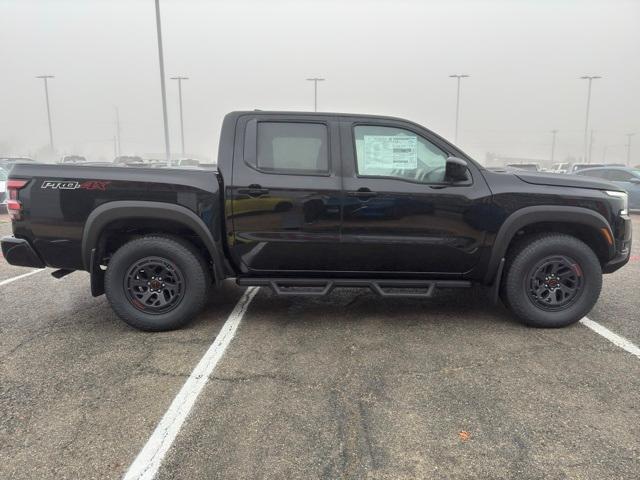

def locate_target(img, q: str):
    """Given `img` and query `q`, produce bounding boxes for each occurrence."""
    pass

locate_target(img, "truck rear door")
[228,114,342,273]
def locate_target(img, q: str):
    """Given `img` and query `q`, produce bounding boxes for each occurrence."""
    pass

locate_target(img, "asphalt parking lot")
[1,213,639,479]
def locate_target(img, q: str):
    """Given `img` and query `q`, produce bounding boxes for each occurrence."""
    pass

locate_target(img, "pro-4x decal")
[41,180,110,191]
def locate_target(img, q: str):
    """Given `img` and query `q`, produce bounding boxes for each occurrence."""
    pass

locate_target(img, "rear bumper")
[603,216,632,274]
[1,236,45,269]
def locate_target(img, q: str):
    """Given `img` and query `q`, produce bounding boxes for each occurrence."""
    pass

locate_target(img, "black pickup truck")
[2,111,632,331]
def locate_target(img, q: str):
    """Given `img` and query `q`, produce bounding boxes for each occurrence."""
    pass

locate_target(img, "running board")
[236,277,471,298]
[51,268,74,279]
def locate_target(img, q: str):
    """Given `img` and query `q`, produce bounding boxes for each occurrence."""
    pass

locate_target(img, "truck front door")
[338,120,491,274]
[228,115,342,273]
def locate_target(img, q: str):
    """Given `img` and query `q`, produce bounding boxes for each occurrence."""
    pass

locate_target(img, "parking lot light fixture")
[449,74,470,144]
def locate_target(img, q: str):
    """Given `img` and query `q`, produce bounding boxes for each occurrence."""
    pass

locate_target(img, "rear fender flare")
[484,205,614,284]
[82,201,224,284]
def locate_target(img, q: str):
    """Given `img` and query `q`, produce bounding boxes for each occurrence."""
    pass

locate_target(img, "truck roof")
[227,110,421,123]
[224,109,467,156]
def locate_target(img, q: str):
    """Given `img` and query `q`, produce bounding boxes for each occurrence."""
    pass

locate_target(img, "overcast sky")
[1,0,639,164]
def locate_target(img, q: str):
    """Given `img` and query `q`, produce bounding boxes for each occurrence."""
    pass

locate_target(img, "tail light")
[7,179,29,220]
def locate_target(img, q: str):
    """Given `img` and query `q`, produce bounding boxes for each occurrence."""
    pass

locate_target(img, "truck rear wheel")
[105,236,209,331]
[502,233,602,328]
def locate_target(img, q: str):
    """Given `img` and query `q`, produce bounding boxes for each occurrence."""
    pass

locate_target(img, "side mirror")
[629,178,640,184]
[445,156,470,183]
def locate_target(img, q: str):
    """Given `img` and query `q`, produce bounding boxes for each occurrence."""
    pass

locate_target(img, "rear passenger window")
[256,122,329,175]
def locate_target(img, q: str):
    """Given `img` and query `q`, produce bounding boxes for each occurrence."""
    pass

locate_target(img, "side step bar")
[236,277,471,298]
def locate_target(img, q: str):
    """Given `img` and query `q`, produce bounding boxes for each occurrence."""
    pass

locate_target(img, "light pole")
[306,77,325,112]
[170,76,189,156]
[449,74,470,144]
[155,0,171,162]
[36,75,55,151]
[580,75,601,163]
[626,133,636,166]
[550,129,558,163]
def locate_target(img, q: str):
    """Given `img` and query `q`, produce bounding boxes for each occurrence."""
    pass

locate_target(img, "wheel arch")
[82,201,226,287]
[485,205,615,284]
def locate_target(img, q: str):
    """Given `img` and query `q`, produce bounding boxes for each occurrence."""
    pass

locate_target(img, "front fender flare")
[484,205,614,284]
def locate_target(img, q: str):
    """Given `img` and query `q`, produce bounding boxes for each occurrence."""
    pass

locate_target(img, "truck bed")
[8,163,221,271]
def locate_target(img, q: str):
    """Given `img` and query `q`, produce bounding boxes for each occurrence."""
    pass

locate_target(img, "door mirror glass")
[445,156,470,183]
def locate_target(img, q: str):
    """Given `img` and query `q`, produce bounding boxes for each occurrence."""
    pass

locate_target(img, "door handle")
[239,184,270,197]
[347,188,378,200]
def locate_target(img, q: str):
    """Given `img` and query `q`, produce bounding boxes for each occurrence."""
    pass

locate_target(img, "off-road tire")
[105,236,210,331]
[502,233,602,328]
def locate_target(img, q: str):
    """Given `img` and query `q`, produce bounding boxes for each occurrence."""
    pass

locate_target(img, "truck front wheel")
[105,236,209,331]
[502,233,602,328]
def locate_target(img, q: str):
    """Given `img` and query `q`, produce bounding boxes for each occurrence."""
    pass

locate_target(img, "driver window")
[354,125,448,183]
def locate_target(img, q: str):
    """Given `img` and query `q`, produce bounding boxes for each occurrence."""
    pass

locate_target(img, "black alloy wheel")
[124,256,185,314]
[526,255,583,311]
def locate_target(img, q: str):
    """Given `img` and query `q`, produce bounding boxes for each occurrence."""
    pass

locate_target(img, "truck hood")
[488,168,624,192]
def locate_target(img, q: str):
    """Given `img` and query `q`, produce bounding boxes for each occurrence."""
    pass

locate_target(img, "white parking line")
[580,317,640,359]
[0,268,45,287]
[123,286,260,480]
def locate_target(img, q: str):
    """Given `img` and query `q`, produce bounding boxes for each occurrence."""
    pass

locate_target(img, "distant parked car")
[569,163,604,173]
[60,155,87,164]
[77,161,114,167]
[506,163,540,172]
[114,155,144,165]
[174,158,201,167]
[0,157,35,170]
[146,158,166,166]
[149,161,169,168]
[568,162,624,174]
[0,168,7,211]
[575,166,640,211]
[550,162,570,174]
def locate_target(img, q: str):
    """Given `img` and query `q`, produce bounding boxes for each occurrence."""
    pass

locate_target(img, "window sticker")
[363,135,417,171]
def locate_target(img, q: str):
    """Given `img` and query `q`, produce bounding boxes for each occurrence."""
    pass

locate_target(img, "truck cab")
[222,112,489,277]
